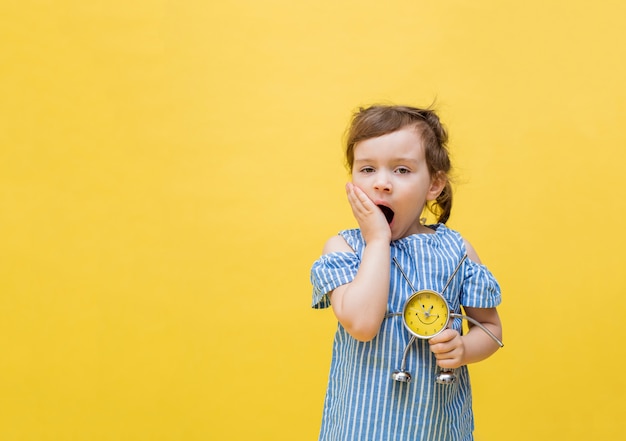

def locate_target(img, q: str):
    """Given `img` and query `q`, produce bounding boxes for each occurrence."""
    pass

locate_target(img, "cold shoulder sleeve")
[460,259,502,308]
[310,251,360,309]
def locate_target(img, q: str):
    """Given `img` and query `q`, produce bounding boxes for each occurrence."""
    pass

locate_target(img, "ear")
[426,172,447,201]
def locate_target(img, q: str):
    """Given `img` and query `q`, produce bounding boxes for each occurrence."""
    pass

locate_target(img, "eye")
[395,167,411,174]
[360,166,375,173]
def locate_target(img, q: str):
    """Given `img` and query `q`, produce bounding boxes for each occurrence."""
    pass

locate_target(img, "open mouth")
[377,205,395,224]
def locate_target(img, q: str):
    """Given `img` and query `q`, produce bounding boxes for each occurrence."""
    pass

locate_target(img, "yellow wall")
[1,1,625,439]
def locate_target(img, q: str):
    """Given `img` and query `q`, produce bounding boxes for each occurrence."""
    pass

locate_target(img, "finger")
[346,184,379,219]
[437,358,460,369]
[345,183,365,209]
[429,337,449,353]
[428,329,457,345]
[350,183,376,206]
[430,342,460,362]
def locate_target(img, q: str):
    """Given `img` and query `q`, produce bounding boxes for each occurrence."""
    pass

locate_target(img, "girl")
[310,105,503,440]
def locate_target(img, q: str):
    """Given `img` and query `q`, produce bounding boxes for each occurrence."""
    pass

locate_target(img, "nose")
[373,171,392,192]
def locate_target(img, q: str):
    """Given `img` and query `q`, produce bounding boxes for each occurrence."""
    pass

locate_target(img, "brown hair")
[345,105,453,224]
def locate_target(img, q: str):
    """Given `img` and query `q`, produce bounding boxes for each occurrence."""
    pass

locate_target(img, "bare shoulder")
[462,237,483,264]
[322,234,354,255]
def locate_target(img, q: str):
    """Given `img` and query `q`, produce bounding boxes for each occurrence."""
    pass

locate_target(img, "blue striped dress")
[310,224,501,441]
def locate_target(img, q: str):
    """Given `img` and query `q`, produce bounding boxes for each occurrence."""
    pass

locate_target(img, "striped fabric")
[310,224,501,441]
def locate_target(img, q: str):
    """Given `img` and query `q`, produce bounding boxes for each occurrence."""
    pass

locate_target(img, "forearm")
[430,307,502,368]
[460,321,503,365]
[331,239,390,341]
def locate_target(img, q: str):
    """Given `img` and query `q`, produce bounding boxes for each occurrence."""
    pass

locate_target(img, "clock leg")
[435,367,457,384]
[392,336,416,383]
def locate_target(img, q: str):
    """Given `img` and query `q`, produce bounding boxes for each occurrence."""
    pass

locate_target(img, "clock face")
[402,290,450,339]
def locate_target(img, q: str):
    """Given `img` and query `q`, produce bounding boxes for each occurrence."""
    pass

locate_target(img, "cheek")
[350,173,367,188]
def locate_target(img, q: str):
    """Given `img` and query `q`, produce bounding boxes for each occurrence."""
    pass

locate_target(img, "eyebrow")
[353,157,420,165]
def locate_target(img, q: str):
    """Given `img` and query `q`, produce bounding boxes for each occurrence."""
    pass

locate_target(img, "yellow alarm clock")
[391,255,504,385]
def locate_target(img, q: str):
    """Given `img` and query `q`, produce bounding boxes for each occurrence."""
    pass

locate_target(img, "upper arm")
[321,236,367,335]
[463,306,501,330]
[462,238,502,334]
[319,235,355,306]
[321,234,388,341]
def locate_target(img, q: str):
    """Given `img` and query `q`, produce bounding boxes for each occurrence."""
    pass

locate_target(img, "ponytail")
[434,181,453,224]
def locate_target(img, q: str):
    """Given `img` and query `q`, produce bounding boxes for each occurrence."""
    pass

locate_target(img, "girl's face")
[351,126,445,240]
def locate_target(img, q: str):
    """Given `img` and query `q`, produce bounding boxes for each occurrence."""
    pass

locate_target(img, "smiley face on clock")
[402,290,450,339]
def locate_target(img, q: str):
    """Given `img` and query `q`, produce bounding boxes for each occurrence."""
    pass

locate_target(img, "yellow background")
[1,1,625,440]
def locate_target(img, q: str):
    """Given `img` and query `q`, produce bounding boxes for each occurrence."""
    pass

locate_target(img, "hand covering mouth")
[377,205,395,224]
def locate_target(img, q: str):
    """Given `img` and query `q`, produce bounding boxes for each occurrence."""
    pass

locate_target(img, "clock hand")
[423,305,433,318]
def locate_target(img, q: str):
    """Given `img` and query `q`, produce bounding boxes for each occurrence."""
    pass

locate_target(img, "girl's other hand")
[345,182,391,244]
[428,329,465,369]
